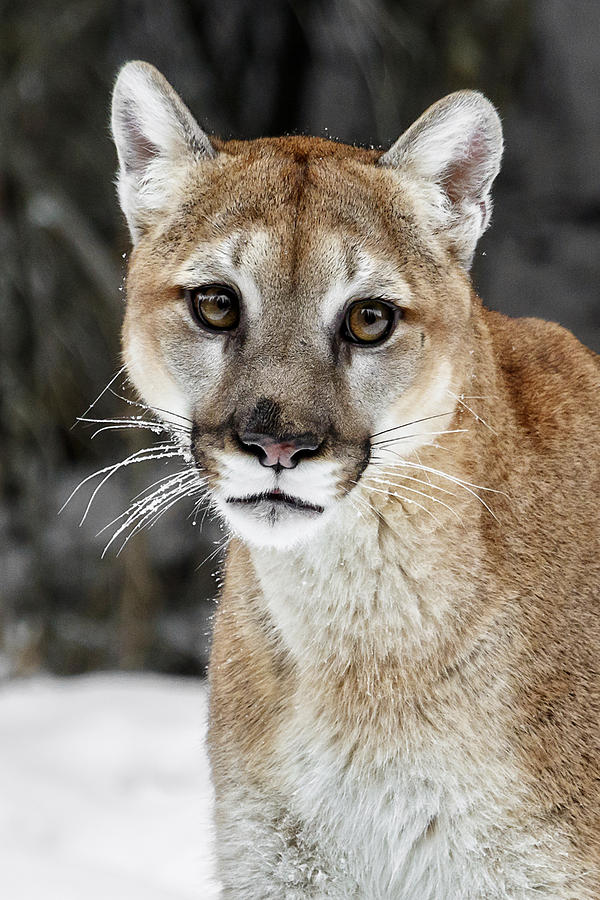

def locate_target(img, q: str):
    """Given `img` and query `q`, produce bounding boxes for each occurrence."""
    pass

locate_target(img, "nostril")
[237,432,268,464]
[288,437,322,465]
[237,432,322,469]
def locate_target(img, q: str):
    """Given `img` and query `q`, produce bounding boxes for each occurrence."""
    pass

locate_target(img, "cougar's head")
[111,62,502,548]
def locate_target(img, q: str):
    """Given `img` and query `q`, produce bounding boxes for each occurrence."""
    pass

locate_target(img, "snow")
[0,674,221,899]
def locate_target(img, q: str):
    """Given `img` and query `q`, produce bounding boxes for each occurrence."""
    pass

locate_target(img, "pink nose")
[238,432,321,469]
[261,440,298,468]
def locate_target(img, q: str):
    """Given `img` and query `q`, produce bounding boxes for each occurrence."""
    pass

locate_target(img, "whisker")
[413,449,431,484]
[115,481,208,556]
[372,428,468,447]
[379,448,505,494]
[189,495,210,527]
[369,470,458,499]
[142,480,208,531]
[60,443,178,512]
[447,390,497,436]
[195,534,230,571]
[364,478,462,524]
[70,377,208,555]
[73,365,126,428]
[370,441,452,460]
[108,388,194,427]
[346,486,393,533]
[98,470,203,537]
[346,452,384,465]
[199,502,212,528]
[60,443,183,522]
[75,414,189,440]
[346,492,374,523]
[188,473,218,527]
[377,449,503,520]
[346,482,435,548]
[369,411,456,440]
[81,446,185,527]
[131,467,199,503]
[101,472,205,556]
[353,480,444,528]
[77,411,186,427]
[88,423,178,440]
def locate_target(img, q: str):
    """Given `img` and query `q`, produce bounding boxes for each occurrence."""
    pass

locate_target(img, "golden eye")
[344,299,398,345]
[186,284,240,331]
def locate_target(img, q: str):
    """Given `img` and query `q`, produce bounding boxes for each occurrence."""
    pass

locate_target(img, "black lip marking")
[227,490,324,515]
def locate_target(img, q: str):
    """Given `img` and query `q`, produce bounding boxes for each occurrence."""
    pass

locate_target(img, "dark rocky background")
[1,0,599,677]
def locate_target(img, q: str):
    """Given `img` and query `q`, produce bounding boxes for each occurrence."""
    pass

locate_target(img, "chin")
[215,491,332,550]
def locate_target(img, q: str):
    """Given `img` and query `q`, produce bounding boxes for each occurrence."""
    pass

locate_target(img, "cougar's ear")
[379,91,503,268]
[111,61,216,243]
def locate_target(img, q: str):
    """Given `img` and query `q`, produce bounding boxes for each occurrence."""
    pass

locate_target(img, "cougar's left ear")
[379,91,503,268]
[111,60,216,243]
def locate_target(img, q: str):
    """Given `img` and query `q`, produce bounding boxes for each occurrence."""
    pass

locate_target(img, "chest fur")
[268,691,574,899]
[245,509,575,898]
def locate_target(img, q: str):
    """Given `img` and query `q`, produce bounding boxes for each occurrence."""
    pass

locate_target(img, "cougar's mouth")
[227,489,324,515]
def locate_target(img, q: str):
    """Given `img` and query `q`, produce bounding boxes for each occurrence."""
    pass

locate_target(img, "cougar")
[110,61,600,898]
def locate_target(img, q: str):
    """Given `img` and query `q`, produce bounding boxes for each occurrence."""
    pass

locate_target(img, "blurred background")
[2,0,599,679]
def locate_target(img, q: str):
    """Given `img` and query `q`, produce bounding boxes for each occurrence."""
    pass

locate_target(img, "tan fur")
[112,63,600,897]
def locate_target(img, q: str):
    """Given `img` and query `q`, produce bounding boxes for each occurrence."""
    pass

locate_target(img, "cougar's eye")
[186,284,240,331]
[343,299,398,345]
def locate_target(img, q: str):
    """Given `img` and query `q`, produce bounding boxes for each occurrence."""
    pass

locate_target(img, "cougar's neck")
[250,317,506,681]
[249,468,485,680]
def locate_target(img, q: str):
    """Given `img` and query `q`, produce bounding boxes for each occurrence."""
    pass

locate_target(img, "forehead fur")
[214,133,380,163]
[144,135,444,277]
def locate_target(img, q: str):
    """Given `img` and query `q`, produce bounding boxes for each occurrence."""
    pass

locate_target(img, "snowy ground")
[0,674,221,899]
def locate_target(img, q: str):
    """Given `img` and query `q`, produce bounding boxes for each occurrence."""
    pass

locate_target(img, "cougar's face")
[113,63,501,548]
[123,146,471,548]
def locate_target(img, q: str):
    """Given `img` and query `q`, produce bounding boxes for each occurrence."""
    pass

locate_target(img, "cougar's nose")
[238,432,322,469]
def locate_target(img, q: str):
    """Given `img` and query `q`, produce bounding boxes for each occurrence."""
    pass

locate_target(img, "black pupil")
[363,307,379,325]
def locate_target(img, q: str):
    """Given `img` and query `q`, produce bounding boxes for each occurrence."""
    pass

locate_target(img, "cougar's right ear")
[111,61,216,243]
[379,91,503,269]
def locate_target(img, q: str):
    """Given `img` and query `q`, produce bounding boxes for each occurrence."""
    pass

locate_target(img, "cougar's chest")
[250,515,568,898]
[275,705,468,897]
[270,677,571,900]
[252,519,483,895]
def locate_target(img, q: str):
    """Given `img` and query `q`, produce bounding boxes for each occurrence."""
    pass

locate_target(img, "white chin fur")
[214,494,333,550]
[212,453,341,549]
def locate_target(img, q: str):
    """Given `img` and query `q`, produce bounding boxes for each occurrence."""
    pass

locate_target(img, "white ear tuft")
[111,61,216,243]
[380,91,503,268]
